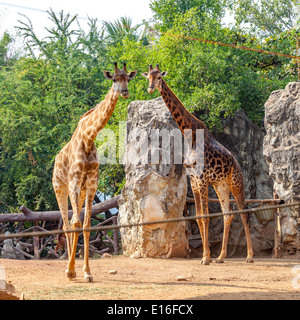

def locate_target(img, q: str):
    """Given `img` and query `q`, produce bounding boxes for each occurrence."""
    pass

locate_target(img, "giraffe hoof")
[215,258,225,263]
[246,257,254,263]
[201,258,211,265]
[84,274,93,283]
[66,269,76,279]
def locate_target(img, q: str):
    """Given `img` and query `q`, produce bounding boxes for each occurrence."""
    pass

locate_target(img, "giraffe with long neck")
[142,64,253,265]
[53,62,137,282]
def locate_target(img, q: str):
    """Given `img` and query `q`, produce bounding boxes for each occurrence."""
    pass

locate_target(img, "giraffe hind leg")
[230,178,254,263]
[193,185,211,265]
[66,183,86,280]
[214,182,233,263]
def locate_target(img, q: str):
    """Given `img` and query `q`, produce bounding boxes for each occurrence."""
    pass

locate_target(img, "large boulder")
[263,82,300,254]
[118,97,189,258]
[206,110,274,257]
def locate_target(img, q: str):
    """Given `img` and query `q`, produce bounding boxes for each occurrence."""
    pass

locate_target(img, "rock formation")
[119,97,276,259]
[215,110,273,200]
[263,82,300,255]
[118,97,189,258]
[1,232,25,260]
[198,110,274,257]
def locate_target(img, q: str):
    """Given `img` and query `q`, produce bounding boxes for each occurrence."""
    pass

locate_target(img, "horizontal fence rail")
[0,202,299,241]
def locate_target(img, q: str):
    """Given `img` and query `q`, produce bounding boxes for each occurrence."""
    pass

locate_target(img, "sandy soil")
[0,256,299,300]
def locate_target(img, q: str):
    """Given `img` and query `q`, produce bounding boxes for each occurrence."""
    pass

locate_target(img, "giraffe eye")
[112,79,116,83]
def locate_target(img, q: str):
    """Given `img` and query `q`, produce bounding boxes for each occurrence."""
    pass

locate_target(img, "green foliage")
[0,32,12,66]
[150,0,227,31]
[103,16,149,46]
[0,2,299,212]
[230,0,299,37]
[0,11,109,212]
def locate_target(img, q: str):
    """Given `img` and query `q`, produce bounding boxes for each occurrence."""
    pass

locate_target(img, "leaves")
[0,3,299,212]
[231,0,299,37]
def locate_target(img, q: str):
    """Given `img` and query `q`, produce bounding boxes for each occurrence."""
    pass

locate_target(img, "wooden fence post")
[273,190,282,258]
[112,216,118,255]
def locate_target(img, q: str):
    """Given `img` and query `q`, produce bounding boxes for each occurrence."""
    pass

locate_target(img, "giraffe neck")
[159,79,209,145]
[77,87,120,152]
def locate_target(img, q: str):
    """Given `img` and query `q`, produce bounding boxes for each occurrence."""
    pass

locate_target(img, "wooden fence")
[0,196,120,259]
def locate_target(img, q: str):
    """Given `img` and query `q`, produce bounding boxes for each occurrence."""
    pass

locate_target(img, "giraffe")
[142,64,253,265]
[52,62,137,282]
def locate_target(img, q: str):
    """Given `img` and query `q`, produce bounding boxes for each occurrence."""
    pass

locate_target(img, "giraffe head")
[141,64,167,93]
[104,62,137,98]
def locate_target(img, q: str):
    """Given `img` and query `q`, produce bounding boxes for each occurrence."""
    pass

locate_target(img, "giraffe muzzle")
[121,89,129,98]
[148,86,155,94]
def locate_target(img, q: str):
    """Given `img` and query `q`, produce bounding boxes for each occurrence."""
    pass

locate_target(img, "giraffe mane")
[80,107,97,120]
[161,79,207,129]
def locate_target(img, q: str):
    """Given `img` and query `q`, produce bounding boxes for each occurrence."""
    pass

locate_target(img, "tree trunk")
[0,195,120,223]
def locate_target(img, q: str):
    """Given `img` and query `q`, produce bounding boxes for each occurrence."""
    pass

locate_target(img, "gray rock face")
[215,110,273,200]
[118,97,189,258]
[1,232,25,260]
[208,111,274,257]
[263,82,300,254]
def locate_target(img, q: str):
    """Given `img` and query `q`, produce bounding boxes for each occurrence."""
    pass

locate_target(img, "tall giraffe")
[53,62,137,282]
[142,64,253,265]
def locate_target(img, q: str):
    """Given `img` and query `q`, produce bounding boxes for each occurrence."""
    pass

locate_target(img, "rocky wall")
[263,82,300,255]
[204,110,275,257]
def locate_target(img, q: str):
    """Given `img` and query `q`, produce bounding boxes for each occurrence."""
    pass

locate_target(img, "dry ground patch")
[0,256,299,300]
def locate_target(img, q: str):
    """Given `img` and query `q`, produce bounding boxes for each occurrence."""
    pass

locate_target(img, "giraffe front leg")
[200,217,211,265]
[66,218,81,280]
[194,185,211,265]
[195,218,209,265]
[66,179,85,280]
[82,186,96,283]
[200,187,211,265]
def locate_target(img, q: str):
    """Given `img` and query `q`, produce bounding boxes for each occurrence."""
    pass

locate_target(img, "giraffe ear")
[103,71,113,80]
[161,71,168,77]
[141,72,148,78]
[128,70,137,80]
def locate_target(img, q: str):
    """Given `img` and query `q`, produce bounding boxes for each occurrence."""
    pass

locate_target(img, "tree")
[150,0,227,31]
[147,6,298,127]
[0,10,109,211]
[230,0,300,37]
[0,32,20,67]
[103,16,149,46]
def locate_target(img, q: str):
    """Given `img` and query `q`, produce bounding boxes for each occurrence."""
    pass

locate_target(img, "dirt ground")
[0,256,300,300]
